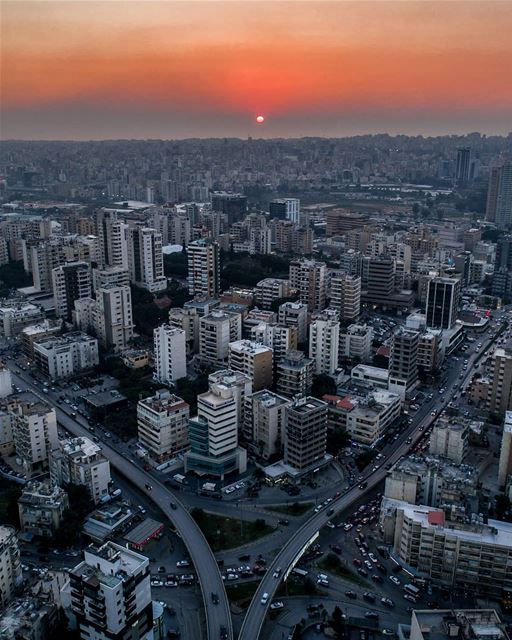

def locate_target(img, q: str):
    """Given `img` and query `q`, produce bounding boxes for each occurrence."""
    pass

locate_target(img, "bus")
[292,568,309,578]
[404,584,420,597]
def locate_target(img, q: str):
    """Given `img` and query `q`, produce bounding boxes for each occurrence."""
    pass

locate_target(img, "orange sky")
[2,1,512,139]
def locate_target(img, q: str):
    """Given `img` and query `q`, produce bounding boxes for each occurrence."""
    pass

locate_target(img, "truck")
[173,473,187,485]
[404,583,420,597]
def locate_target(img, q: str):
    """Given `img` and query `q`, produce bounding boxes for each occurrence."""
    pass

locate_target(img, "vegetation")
[102,357,159,402]
[326,427,350,456]
[0,476,22,528]
[220,252,291,288]
[190,508,276,551]
[0,261,33,297]
[53,484,93,548]
[163,250,188,278]
[266,502,313,516]
[276,576,326,598]
[175,374,210,414]
[225,579,261,607]
[318,553,368,586]
[311,374,337,399]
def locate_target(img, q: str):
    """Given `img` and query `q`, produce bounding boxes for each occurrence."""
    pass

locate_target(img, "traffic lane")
[8,368,231,640]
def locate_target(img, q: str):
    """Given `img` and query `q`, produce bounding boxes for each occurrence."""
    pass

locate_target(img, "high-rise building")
[251,322,297,366]
[309,309,340,375]
[153,324,187,384]
[94,284,134,352]
[498,412,512,486]
[284,396,328,473]
[276,351,314,399]
[487,346,512,416]
[338,323,373,363]
[33,332,99,380]
[211,192,247,224]
[425,276,460,329]
[278,301,308,343]
[12,401,59,474]
[330,273,361,322]
[228,340,273,391]
[18,480,69,538]
[199,310,241,366]
[245,390,290,459]
[325,209,369,237]
[388,328,419,399]
[363,255,395,305]
[455,147,472,185]
[51,436,111,504]
[488,160,512,229]
[168,306,200,355]
[52,261,92,321]
[127,225,167,292]
[137,390,190,462]
[184,379,247,477]
[92,266,130,290]
[486,164,503,222]
[0,526,22,610]
[429,415,469,464]
[68,542,153,640]
[94,209,129,269]
[492,236,512,299]
[208,369,253,433]
[187,239,220,299]
[289,259,326,311]
[269,198,300,224]
[254,278,291,310]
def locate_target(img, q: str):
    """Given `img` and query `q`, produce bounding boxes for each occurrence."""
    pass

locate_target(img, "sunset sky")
[2,0,512,139]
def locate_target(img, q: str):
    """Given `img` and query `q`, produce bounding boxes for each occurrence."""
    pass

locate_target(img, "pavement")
[6,364,232,640]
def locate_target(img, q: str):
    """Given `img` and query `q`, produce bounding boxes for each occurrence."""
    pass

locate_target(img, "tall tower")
[52,261,92,321]
[187,239,220,299]
[388,328,419,400]
[425,276,460,329]
[455,147,471,185]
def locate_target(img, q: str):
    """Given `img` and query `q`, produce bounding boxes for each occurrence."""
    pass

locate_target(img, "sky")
[1,0,512,140]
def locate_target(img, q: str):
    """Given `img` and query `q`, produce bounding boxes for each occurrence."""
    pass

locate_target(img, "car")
[219,626,228,640]
[158,566,166,573]
[211,592,219,604]
[404,594,417,603]
[176,560,190,568]
[261,592,269,605]
[358,568,368,577]
[364,560,372,570]
[364,611,379,620]
[165,580,178,587]
[381,597,395,608]
[368,552,377,563]
[371,574,383,583]
[270,601,284,610]
[170,502,177,510]
[317,578,329,586]
[382,630,396,636]
[345,590,357,599]
[150,579,163,587]
[389,575,401,585]
[326,521,335,529]
[272,568,282,579]
[363,592,376,602]
[278,519,290,526]
[353,558,362,566]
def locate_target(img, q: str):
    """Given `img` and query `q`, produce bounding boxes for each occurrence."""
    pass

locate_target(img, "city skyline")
[2,0,512,140]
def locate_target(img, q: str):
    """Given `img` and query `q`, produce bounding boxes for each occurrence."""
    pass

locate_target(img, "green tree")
[331,605,346,638]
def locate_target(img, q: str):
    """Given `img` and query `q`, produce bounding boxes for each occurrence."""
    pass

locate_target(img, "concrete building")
[245,390,290,459]
[417,330,444,373]
[228,339,273,391]
[338,323,373,363]
[487,346,512,416]
[52,261,92,321]
[278,301,308,343]
[0,401,15,457]
[20,320,61,357]
[51,436,111,504]
[137,390,190,463]
[284,396,328,474]
[68,542,153,640]
[94,284,134,352]
[168,306,200,355]
[408,610,509,640]
[498,412,512,486]
[309,309,340,376]
[184,380,247,478]
[127,225,167,292]
[269,198,300,223]
[12,401,59,474]
[254,278,291,310]
[187,238,220,298]
[0,300,44,337]
[276,350,314,399]
[381,497,512,597]
[0,365,12,399]
[251,322,297,366]
[384,454,477,509]
[492,236,512,299]
[0,526,22,610]
[429,415,469,464]
[33,332,99,380]
[208,369,252,434]
[18,480,69,538]
[330,273,361,322]
[153,324,187,384]
[289,259,327,312]
[324,389,401,446]
[351,363,390,389]
[426,277,460,330]
[388,328,419,399]
[199,310,241,367]
[362,254,395,306]
[92,265,130,290]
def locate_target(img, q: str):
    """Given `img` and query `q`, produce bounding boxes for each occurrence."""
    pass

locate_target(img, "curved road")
[239,314,507,640]
[8,367,232,640]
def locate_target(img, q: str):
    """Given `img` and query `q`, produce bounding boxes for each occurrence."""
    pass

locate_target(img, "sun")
[256,115,265,124]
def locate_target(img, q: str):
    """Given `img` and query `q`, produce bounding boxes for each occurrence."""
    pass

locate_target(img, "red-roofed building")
[427,511,445,526]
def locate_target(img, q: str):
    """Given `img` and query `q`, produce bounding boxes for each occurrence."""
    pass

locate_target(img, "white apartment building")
[33,332,99,380]
[289,259,327,311]
[18,480,69,538]
[208,369,252,432]
[153,324,187,384]
[51,436,111,504]
[0,300,44,337]
[245,390,289,459]
[309,309,340,375]
[0,365,12,398]
[351,363,390,389]
[339,323,373,363]
[12,401,59,474]
[127,225,167,292]
[94,284,134,352]
[228,339,273,391]
[68,542,153,640]
[168,306,200,355]
[188,238,220,298]
[254,278,291,310]
[92,266,130,290]
[330,273,361,321]
[199,310,241,366]
[278,301,308,343]
[251,322,297,365]
[0,526,22,610]
[52,261,92,321]
[429,415,469,464]
[137,390,190,462]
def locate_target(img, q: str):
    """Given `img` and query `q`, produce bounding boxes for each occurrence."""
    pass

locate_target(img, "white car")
[176,560,190,568]
[270,601,284,610]
[389,575,401,585]
[225,486,235,494]
[261,592,269,605]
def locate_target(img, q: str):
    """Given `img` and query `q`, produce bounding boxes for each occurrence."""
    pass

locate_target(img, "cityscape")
[1,2,512,640]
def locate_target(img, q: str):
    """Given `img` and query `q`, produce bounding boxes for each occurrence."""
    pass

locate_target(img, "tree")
[331,605,345,638]
[311,374,336,399]
[254,518,266,531]
[326,427,349,456]
[54,484,93,548]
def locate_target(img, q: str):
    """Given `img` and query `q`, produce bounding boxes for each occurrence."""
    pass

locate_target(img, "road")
[7,365,232,640]
[238,311,509,640]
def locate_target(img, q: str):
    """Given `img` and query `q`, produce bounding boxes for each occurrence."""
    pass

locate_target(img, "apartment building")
[33,332,99,380]
[254,278,291,310]
[199,310,242,367]
[228,339,273,391]
[388,328,419,399]
[208,369,252,433]
[245,390,290,459]
[127,225,167,292]
[0,526,22,610]
[278,301,308,343]
[338,323,373,363]
[426,276,461,330]
[330,273,361,322]
[153,324,187,384]
[351,363,390,389]
[408,610,510,640]
[12,401,59,474]
[94,284,134,352]
[0,300,44,337]
[487,346,512,416]
[20,320,61,357]
[187,238,220,299]
[137,390,190,462]
[429,415,469,464]
[309,309,340,376]
[276,350,314,399]
[52,261,92,321]
[168,306,200,355]
[289,259,327,312]
[18,480,69,538]
[51,436,111,504]
[92,266,130,290]
[284,396,328,474]
[251,322,297,366]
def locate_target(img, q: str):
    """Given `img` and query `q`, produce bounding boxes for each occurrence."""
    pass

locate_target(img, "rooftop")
[412,609,508,640]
